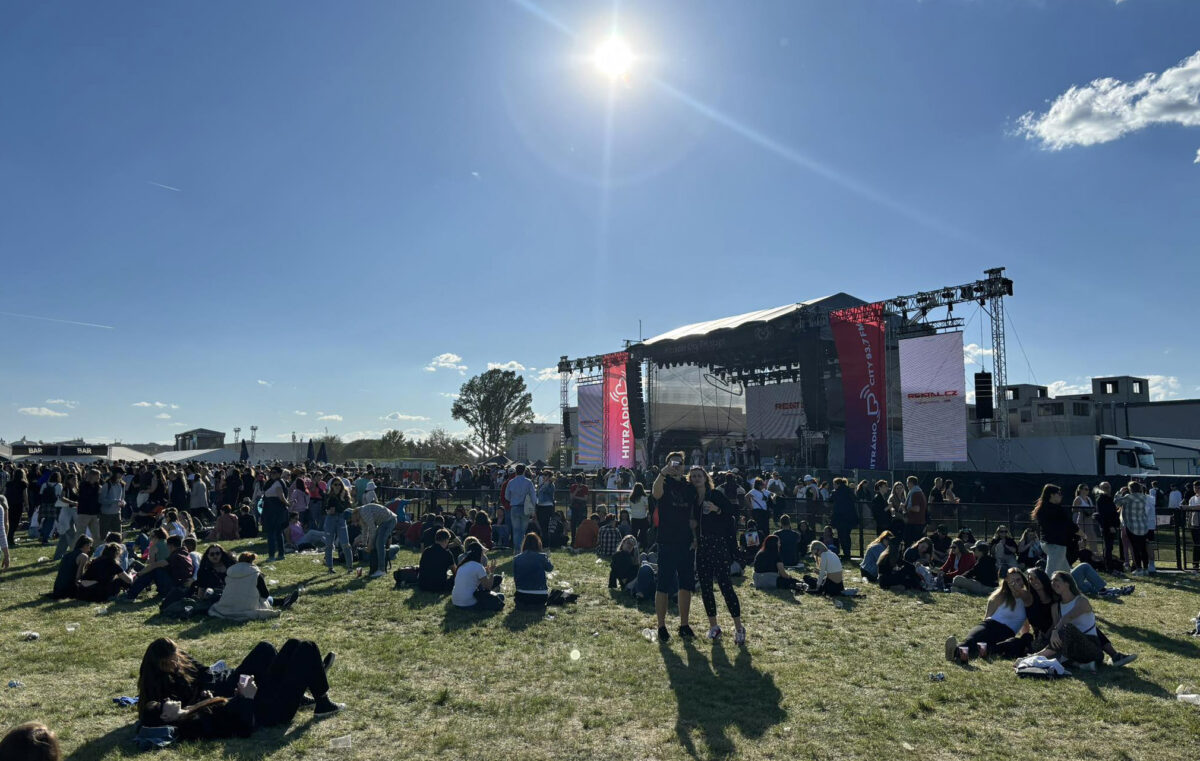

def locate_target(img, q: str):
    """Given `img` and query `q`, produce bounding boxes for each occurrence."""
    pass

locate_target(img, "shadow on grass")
[0,593,86,613]
[1081,666,1173,700]
[404,589,449,610]
[65,713,320,761]
[503,606,546,632]
[1097,617,1200,658]
[441,599,499,632]
[606,588,656,613]
[660,640,785,759]
[64,721,137,760]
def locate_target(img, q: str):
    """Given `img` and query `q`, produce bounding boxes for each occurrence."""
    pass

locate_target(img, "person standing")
[747,478,771,534]
[39,471,63,547]
[534,471,555,538]
[1095,482,1122,571]
[99,469,125,538]
[650,452,700,643]
[829,477,859,561]
[1071,483,1098,555]
[1032,484,1074,576]
[568,475,590,544]
[322,478,353,573]
[75,469,103,544]
[0,493,10,572]
[1187,480,1200,571]
[260,467,291,562]
[503,464,535,556]
[902,476,926,545]
[52,473,80,561]
[1115,482,1152,575]
[692,466,745,644]
[5,467,29,546]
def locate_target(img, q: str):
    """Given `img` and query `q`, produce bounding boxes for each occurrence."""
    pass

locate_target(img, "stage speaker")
[974,372,994,419]
[562,407,572,438]
[626,358,646,440]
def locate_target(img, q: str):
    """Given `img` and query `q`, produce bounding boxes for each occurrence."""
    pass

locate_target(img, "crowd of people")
[0,452,1189,751]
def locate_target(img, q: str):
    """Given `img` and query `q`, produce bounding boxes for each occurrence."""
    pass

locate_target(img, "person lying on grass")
[137,636,343,740]
[945,567,1031,663]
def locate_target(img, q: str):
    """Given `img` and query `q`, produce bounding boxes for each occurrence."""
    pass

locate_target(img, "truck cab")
[1097,435,1157,476]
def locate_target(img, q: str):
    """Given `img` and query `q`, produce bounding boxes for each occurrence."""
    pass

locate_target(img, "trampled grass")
[1,535,1199,761]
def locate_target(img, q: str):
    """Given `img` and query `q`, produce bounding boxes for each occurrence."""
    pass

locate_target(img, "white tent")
[154,448,240,464]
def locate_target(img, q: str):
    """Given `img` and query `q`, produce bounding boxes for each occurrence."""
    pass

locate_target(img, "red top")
[940,551,976,580]
[469,523,493,549]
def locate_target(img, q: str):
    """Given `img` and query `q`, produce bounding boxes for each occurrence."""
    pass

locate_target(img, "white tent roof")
[154,448,239,464]
[640,294,859,346]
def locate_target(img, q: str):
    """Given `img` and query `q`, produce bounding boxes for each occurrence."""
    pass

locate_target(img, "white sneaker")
[706,625,722,641]
[734,627,746,646]
[369,571,385,578]
[1147,562,1156,574]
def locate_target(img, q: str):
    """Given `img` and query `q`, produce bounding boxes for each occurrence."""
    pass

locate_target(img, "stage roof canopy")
[632,293,865,368]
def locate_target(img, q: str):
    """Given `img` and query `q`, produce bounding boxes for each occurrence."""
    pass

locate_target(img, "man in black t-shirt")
[418,529,456,593]
[650,452,700,643]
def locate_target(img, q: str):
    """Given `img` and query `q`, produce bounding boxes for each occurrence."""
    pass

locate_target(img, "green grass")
[2,534,1199,761]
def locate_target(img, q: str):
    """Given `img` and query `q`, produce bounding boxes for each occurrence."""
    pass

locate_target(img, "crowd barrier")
[375,486,1199,571]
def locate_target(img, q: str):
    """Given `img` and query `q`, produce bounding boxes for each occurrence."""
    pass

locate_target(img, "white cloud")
[438,392,461,400]
[532,367,561,382]
[133,401,175,409]
[170,404,179,409]
[317,414,343,421]
[425,353,468,374]
[257,379,273,387]
[1018,50,1200,160]
[293,410,308,416]
[45,399,78,409]
[1195,148,1200,164]
[403,428,430,439]
[19,406,67,417]
[1047,379,1093,397]
[963,343,993,366]
[169,422,186,427]
[381,412,430,422]
[155,413,171,419]
[1147,374,1181,401]
[488,361,527,372]
[342,429,385,441]
[132,401,151,407]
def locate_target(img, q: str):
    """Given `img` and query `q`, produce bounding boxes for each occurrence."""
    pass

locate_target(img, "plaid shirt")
[1116,493,1150,536]
[597,525,623,557]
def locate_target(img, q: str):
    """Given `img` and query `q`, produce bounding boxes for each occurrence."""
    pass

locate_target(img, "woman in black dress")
[691,466,745,645]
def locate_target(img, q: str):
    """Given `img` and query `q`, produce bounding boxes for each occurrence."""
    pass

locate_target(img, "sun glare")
[593,36,634,79]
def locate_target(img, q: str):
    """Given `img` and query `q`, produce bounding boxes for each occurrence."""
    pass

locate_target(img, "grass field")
[2,534,1199,761]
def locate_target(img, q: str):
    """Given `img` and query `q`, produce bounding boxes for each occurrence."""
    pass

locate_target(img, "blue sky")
[2,0,1199,445]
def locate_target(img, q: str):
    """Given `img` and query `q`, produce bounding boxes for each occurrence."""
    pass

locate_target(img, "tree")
[315,434,344,464]
[451,369,534,455]
[379,430,409,460]
[418,427,471,463]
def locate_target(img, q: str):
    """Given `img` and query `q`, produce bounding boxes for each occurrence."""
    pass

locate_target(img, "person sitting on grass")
[987,567,1055,659]
[136,636,343,741]
[929,525,952,566]
[609,534,640,593]
[286,515,327,552]
[0,722,60,761]
[1032,571,1136,669]
[776,515,802,567]
[739,519,763,565]
[451,544,504,612]
[51,535,93,599]
[859,531,893,584]
[752,534,806,593]
[207,504,240,541]
[597,514,623,557]
[209,552,297,621]
[1070,540,1134,597]
[939,539,976,583]
[513,532,578,609]
[236,503,259,539]
[945,567,1031,663]
[875,540,922,591]
[546,510,568,549]
[950,541,999,595]
[989,525,1018,571]
[1017,527,1045,569]
[820,525,840,558]
[468,511,494,550]
[796,520,816,552]
[76,542,134,601]
[802,540,845,596]
[197,544,237,598]
[417,529,457,594]
[573,513,599,551]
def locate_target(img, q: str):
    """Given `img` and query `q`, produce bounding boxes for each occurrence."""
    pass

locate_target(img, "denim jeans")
[324,515,352,570]
[510,510,528,554]
[372,518,397,572]
[308,499,323,530]
[1043,542,1070,577]
[262,499,288,559]
[53,507,78,560]
[1071,562,1106,594]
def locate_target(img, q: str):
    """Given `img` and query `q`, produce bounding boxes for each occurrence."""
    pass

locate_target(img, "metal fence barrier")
[376,487,1198,570]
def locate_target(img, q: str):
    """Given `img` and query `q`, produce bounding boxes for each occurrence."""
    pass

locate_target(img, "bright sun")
[593,36,634,79]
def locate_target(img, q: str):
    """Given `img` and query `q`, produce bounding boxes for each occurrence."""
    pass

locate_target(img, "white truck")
[964,435,1157,476]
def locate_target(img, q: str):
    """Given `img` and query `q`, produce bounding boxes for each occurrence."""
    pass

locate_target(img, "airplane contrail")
[147,181,182,192]
[0,311,114,330]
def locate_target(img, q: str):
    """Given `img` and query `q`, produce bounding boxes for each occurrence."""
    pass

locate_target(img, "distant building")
[507,423,563,464]
[174,428,226,451]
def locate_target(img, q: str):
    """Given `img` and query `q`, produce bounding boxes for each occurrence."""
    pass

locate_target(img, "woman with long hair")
[1032,484,1074,576]
[609,534,640,593]
[859,530,894,583]
[1072,483,1099,555]
[260,466,291,562]
[137,636,342,740]
[5,466,29,548]
[802,540,845,596]
[323,477,354,573]
[197,544,237,596]
[989,525,1018,571]
[627,482,650,546]
[752,534,805,593]
[51,535,92,598]
[692,465,745,644]
[76,542,134,601]
[1033,571,1103,669]
[945,567,1031,663]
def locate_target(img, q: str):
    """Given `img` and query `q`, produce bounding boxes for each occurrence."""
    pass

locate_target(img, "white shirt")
[1168,490,1183,509]
[817,550,842,584]
[627,496,649,520]
[748,489,769,511]
[452,561,488,607]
